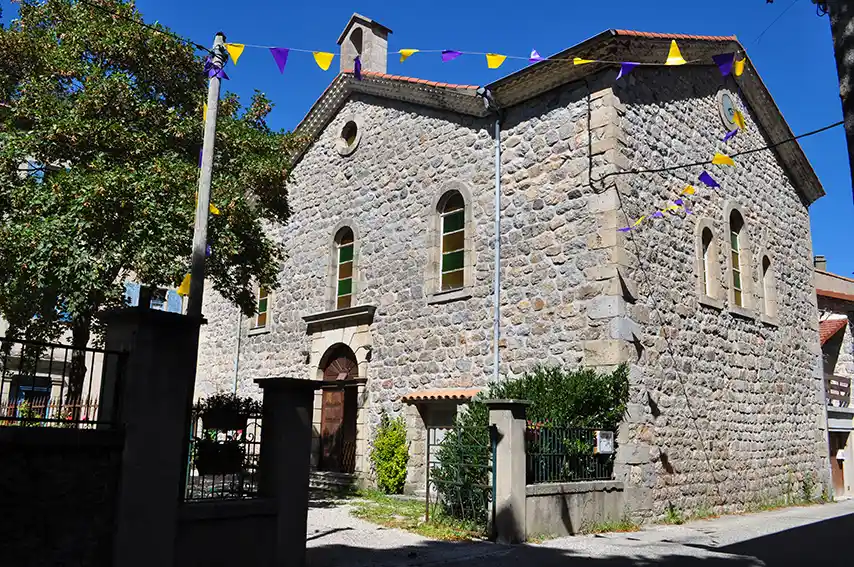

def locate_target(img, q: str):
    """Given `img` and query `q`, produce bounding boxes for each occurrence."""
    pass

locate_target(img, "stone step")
[310,471,358,495]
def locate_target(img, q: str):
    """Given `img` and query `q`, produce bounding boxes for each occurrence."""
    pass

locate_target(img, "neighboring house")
[0,282,181,415]
[196,15,830,518]
[815,256,854,498]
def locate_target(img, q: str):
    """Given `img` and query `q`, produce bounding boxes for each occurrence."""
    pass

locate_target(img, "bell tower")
[337,13,392,75]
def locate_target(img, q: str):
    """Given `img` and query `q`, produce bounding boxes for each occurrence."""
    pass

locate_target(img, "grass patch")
[663,503,685,525]
[348,490,487,541]
[578,516,641,535]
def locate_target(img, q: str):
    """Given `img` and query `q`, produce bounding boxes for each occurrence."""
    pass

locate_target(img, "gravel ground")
[306,497,854,566]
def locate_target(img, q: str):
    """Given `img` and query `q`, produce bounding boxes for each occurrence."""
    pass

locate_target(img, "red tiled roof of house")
[817,289,854,302]
[820,318,848,346]
[401,388,481,404]
[343,69,479,90]
[612,30,738,41]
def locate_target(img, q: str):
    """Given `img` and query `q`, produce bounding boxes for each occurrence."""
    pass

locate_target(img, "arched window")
[762,255,776,319]
[701,228,714,297]
[349,28,363,56]
[439,191,466,292]
[335,227,354,309]
[729,210,746,308]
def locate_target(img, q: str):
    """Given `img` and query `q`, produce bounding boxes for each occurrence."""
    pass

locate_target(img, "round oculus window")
[336,119,361,156]
[717,90,737,130]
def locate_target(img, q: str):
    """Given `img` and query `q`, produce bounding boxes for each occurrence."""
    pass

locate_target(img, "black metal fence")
[426,424,496,529]
[526,424,615,484]
[184,411,262,501]
[0,336,127,428]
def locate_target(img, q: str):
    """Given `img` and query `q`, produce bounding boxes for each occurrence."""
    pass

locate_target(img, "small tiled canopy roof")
[401,388,481,404]
[820,318,848,346]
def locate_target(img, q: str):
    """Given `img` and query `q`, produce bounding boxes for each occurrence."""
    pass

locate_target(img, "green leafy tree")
[0,1,303,399]
[370,413,409,494]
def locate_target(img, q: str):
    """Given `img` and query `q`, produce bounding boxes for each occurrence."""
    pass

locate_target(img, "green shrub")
[371,413,409,494]
[431,364,629,525]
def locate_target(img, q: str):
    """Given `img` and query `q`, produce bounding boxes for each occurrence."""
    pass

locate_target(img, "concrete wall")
[175,500,277,567]
[613,66,828,519]
[526,481,625,537]
[0,427,124,567]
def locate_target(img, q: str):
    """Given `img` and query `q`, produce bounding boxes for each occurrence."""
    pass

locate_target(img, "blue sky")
[5,0,853,275]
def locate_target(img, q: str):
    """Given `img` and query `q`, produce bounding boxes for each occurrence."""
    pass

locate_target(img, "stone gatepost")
[255,377,325,567]
[100,307,203,567]
[485,399,530,544]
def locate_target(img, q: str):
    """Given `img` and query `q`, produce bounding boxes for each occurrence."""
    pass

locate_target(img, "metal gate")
[425,424,496,530]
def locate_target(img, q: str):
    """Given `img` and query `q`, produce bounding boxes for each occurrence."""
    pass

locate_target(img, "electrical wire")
[753,0,803,45]
[593,120,843,185]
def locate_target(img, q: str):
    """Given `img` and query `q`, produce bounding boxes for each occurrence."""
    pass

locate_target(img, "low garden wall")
[0,427,124,567]
[526,480,625,537]
[175,499,278,567]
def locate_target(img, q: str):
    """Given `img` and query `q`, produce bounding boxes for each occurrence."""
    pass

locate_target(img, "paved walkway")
[306,498,854,566]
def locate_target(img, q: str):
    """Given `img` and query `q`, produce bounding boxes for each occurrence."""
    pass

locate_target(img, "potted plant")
[196,393,261,432]
[194,437,244,476]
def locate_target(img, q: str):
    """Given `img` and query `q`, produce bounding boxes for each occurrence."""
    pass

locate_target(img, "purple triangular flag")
[674,198,684,206]
[208,66,229,80]
[205,244,212,258]
[617,226,632,232]
[616,62,638,80]
[652,211,664,218]
[713,53,735,77]
[529,49,544,63]
[354,56,362,80]
[722,128,739,142]
[198,149,203,168]
[203,56,213,74]
[698,171,720,189]
[442,50,462,62]
[269,48,290,74]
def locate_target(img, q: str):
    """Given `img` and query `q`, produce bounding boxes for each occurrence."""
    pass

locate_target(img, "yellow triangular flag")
[733,109,746,130]
[712,153,735,167]
[632,215,646,227]
[177,274,191,296]
[665,40,687,66]
[573,57,595,65]
[486,53,507,69]
[209,203,220,215]
[665,203,682,213]
[399,49,419,63]
[734,57,745,76]
[313,52,335,71]
[681,185,696,196]
[225,43,245,65]
[203,103,207,121]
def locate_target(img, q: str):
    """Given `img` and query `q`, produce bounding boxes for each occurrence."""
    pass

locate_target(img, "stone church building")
[196,15,831,517]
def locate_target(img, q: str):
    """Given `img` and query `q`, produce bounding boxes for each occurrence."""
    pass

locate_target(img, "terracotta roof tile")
[401,388,481,404]
[817,289,854,302]
[820,318,848,346]
[613,29,738,41]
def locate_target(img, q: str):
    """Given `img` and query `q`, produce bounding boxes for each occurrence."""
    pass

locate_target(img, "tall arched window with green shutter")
[336,227,355,309]
[440,191,466,291]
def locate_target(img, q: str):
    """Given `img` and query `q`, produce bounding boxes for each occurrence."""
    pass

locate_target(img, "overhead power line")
[593,120,844,184]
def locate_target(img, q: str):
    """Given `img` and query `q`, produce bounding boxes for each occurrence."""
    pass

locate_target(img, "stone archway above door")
[318,343,361,474]
[303,304,376,382]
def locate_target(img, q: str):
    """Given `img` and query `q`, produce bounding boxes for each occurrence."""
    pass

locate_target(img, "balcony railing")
[826,374,851,408]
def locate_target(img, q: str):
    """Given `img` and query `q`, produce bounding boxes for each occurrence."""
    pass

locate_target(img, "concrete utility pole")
[821,0,854,202]
[187,32,228,318]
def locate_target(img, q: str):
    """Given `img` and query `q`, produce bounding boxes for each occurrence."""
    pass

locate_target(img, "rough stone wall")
[611,66,828,519]
[196,75,627,488]
[196,282,241,399]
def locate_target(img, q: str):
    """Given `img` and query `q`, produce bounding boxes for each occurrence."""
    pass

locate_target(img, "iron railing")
[184,411,262,501]
[526,425,614,484]
[426,424,496,530]
[826,374,851,408]
[0,336,126,428]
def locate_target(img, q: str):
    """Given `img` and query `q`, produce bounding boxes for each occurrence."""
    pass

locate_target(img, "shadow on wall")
[306,508,854,567]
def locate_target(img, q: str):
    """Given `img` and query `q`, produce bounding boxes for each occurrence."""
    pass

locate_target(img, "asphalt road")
[306,498,854,566]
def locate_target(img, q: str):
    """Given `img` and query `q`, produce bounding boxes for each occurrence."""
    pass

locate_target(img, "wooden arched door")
[319,345,358,473]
